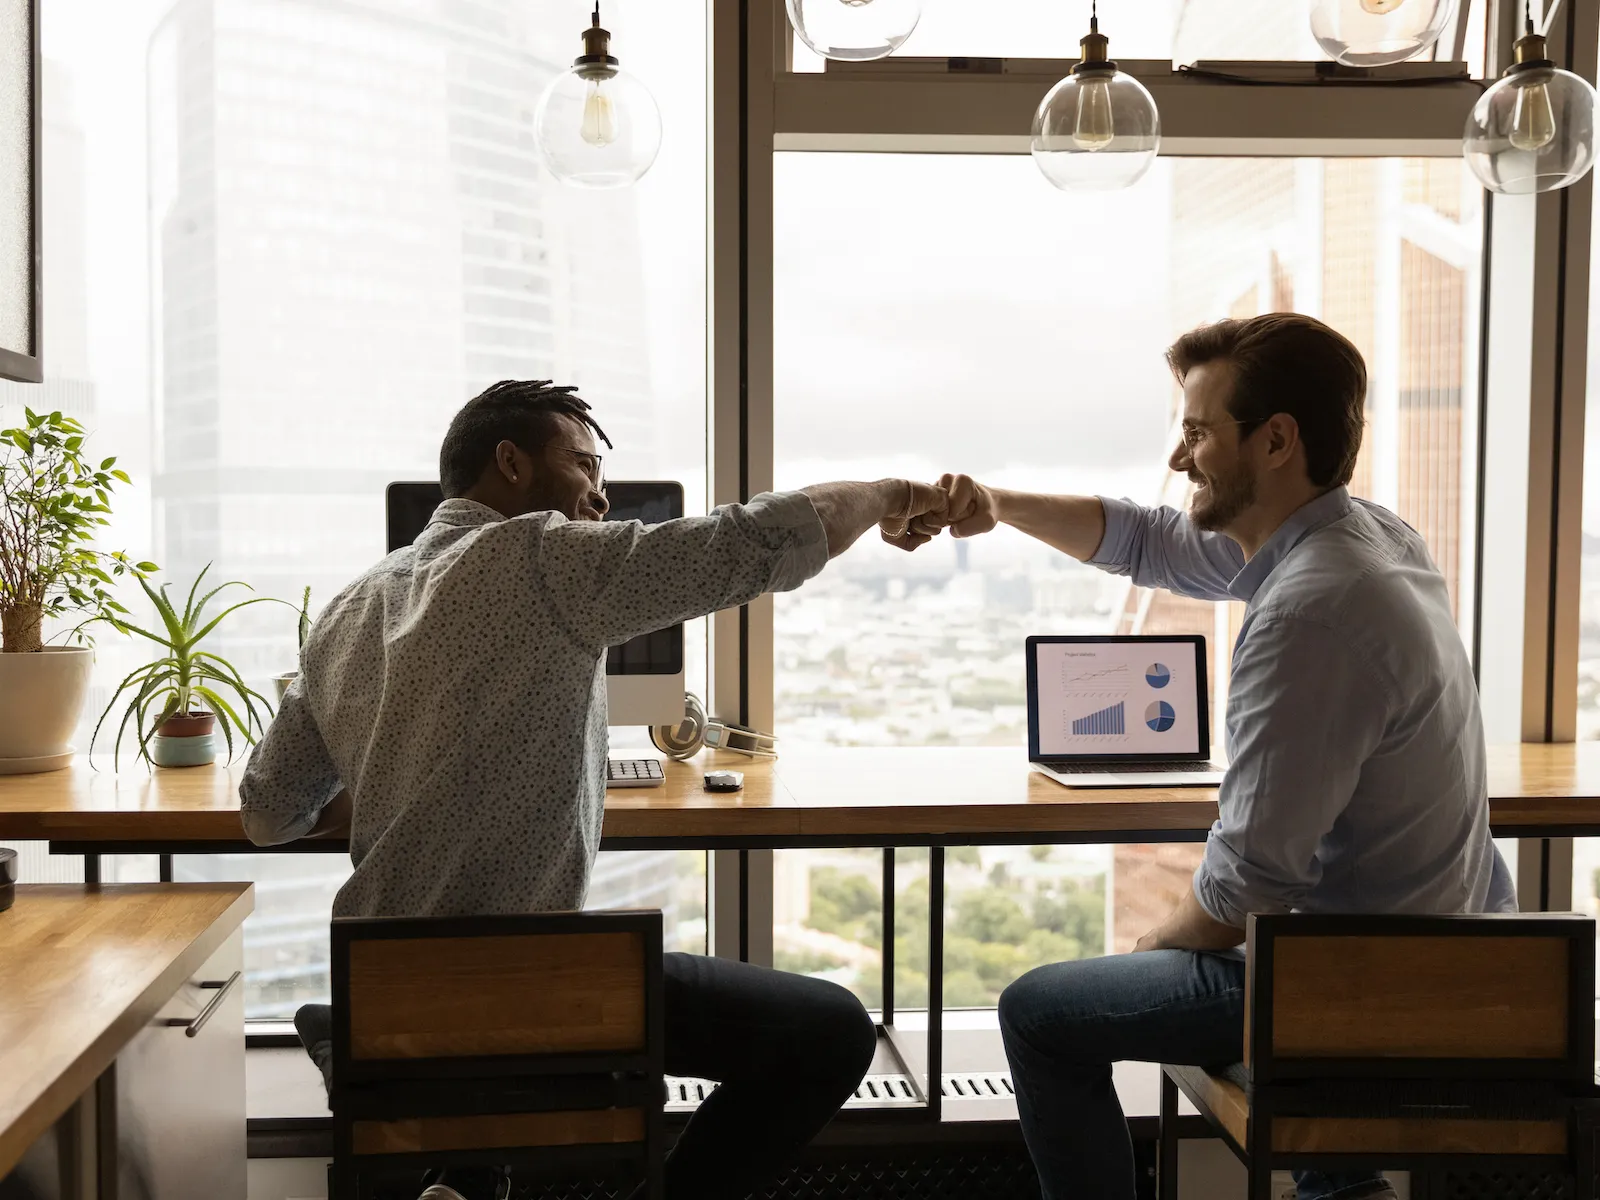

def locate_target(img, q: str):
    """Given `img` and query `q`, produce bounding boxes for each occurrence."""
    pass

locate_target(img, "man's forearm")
[990,490,1107,562]
[1134,884,1244,953]
[800,479,914,558]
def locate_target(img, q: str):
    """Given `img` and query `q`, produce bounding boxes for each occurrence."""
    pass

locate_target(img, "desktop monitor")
[384,481,687,728]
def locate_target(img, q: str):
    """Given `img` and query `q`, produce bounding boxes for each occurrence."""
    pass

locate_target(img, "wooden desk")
[0,883,253,1197]
[0,743,1597,852]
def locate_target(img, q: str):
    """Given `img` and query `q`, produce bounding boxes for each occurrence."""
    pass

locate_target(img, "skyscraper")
[147,0,655,686]
[146,0,674,1016]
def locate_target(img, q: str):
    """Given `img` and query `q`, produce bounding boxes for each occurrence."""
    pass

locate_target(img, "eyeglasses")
[1179,418,1263,452]
[551,445,605,492]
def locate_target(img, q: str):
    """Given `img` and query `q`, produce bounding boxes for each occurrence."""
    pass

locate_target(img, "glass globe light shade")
[1032,69,1161,192]
[1309,0,1456,67]
[534,63,662,189]
[1465,62,1597,195]
[785,0,922,62]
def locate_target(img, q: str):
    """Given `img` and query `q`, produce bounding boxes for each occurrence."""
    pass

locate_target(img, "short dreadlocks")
[438,380,613,498]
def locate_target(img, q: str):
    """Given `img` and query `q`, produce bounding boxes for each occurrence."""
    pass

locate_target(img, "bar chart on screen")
[1072,701,1128,736]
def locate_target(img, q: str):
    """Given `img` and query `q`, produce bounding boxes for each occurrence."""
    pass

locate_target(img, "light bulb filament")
[1509,80,1557,151]
[1074,77,1115,151]
[581,79,618,147]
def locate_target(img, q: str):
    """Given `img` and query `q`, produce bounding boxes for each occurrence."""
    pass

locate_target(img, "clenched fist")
[940,473,999,539]
[878,480,950,552]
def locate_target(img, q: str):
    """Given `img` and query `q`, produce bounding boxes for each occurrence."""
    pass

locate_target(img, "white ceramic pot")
[0,646,94,772]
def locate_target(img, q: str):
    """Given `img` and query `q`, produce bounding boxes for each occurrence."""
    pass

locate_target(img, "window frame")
[705,0,1600,955]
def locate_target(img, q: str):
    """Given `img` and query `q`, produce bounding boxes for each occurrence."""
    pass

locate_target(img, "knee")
[998,964,1055,1049]
[801,979,878,1084]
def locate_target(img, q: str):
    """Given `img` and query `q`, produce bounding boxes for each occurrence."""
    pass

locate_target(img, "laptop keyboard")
[1042,760,1217,774]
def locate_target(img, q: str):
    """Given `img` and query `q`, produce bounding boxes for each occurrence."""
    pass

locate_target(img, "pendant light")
[1032,2,1160,192]
[1308,0,1456,67]
[534,4,662,189]
[1464,0,1596,195]
[785,0,922,63]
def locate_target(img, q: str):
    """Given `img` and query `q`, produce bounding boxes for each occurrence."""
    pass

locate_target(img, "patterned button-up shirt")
[240,492,828,918]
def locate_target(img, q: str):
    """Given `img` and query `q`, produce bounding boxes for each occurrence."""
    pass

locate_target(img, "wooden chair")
[1159,913,1598,1200]
[327,910,665,1200]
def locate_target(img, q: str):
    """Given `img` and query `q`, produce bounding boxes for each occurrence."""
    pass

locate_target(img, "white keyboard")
[606,758,665,789]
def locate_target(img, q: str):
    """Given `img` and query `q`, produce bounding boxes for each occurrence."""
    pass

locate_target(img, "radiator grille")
[662,1071,1016,1113]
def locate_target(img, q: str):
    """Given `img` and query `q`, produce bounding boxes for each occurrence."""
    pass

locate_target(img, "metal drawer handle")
[166,971,241,1038]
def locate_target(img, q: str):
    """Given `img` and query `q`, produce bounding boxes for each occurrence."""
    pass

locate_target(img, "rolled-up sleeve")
[1193,615,1391,927]
[1090,497,1246,602]
[240,675,344,846]
[539,490,830,651]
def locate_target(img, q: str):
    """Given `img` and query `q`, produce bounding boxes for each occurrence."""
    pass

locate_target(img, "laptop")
[1026,634,1226,788]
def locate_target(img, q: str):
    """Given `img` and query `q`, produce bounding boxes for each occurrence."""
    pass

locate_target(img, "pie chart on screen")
[1146,663,1171,688]
[1145,701,1176,732]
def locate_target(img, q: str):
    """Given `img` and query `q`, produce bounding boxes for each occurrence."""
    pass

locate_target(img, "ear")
[1263,413,1301,468]
[493,439,534,484]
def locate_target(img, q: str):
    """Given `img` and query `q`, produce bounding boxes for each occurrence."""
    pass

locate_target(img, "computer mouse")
[704,770,744,792]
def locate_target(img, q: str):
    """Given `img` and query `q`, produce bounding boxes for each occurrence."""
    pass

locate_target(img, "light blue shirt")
[1091,486,1516,927]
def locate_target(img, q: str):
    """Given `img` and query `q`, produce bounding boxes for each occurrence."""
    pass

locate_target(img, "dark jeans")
[299,951,877,1200]
[998,951,1392,1200]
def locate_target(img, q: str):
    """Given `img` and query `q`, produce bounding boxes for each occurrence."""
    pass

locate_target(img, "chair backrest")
[1244,913,1594,1085]
[330,910,664,1087]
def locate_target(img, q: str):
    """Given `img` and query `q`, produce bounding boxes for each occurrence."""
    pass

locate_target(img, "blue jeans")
[998,951,1392,1200]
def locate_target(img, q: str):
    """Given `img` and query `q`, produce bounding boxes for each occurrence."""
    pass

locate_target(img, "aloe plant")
[91,564,283,767]
[296,586,311,651]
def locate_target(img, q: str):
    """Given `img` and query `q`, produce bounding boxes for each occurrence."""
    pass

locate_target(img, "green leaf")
[185,595,279,650]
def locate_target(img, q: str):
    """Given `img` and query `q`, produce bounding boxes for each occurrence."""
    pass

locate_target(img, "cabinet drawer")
[109,928,246,1200]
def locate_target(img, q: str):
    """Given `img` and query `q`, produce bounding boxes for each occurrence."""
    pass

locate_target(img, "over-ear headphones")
[649,692,779,760]
[650,693,708,760]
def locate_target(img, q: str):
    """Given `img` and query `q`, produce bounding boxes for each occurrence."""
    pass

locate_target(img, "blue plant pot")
[150,731,218,768]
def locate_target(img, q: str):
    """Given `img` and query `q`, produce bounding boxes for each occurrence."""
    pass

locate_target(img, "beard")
[1188,461,1257,532]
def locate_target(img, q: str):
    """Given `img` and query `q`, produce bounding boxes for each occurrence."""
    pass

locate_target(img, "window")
[771,152,1480,1005]
[791,0,1486,73]
[23,0,708,1019]
[774,153,1481,750]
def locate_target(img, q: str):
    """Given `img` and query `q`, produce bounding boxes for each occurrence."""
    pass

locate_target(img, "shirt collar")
[429,498,506,529]
[1226,486,1353,602]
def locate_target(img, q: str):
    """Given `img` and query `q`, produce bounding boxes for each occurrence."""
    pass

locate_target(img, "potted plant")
[274,586,311,702]
[92,564,280,768]
[0,409,152,773]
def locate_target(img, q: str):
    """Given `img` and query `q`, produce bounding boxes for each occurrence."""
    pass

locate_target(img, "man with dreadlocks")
[240,379,947,1200]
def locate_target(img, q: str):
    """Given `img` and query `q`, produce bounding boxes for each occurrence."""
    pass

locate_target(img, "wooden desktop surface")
[0,883,254,1179]
[0,742,1596,846]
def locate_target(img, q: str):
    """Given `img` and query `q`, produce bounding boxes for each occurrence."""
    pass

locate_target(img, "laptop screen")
[1026,635,1210,762]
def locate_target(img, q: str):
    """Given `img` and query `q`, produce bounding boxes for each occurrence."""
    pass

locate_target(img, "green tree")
[1032,880,1106,956]
[952,888,1031,945]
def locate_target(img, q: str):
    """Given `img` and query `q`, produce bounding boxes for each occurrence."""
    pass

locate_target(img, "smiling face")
[1167,360,1263,534]
[506,413,608,522]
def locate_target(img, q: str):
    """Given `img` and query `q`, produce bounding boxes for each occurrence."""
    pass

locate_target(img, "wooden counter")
[0,883,254,1184]
[0,743,1596,849]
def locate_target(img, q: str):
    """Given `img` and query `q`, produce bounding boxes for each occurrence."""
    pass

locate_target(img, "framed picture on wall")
[0,0,40,384]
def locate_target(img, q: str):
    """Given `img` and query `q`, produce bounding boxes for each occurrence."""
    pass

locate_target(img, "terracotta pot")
[0,646,94,772]
[160,711,216,738]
